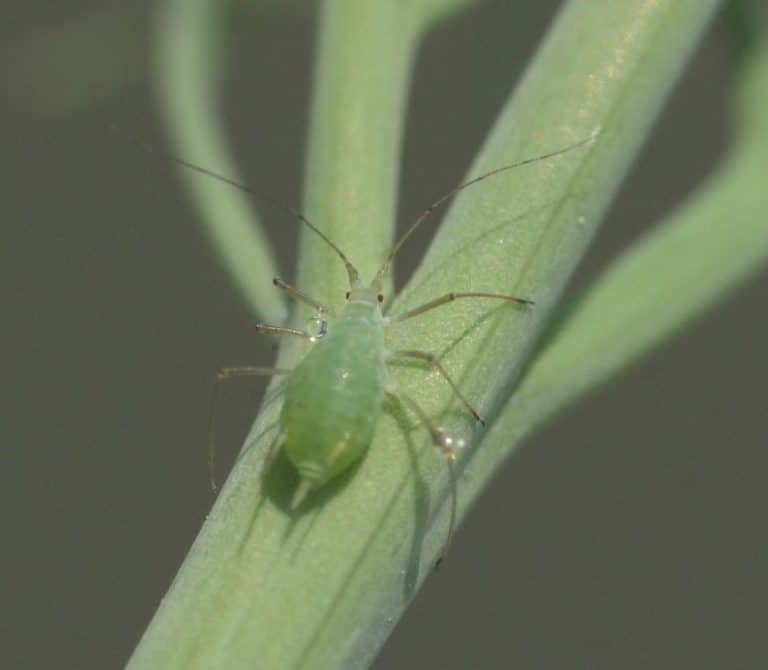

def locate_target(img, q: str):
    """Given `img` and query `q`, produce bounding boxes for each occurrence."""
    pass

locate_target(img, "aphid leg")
[208,366,292,495]
[395,392,461,568]
[255,324,315,340]
[387,292,533,325]
[388,350,486,426]
[272,277,334,317]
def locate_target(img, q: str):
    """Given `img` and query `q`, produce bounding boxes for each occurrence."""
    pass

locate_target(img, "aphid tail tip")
[291,480,312,510]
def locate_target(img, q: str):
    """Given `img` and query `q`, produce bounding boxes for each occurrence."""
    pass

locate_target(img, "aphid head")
[346,285,384,304]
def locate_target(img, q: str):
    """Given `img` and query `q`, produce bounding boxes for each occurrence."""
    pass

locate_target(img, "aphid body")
[281,285,386,504]
[256,214,511,515]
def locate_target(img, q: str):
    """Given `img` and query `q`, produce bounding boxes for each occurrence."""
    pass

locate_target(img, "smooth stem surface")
[127,1,742,669]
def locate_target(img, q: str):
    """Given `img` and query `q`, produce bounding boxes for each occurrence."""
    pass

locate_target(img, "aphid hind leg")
[208,366,292,495]
[387,292,533,325]
[388,350,485,425]
[394,391,461,568]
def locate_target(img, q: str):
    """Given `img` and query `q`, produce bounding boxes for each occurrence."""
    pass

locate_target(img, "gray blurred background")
[3,1,767,668]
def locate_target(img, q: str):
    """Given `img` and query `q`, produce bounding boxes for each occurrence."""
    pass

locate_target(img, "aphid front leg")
[392,391,464,567]
[388,350,485,425]
[272,277,333,317]
[268,278,331,341]
[255,323,323,342]
[208,366,292,494]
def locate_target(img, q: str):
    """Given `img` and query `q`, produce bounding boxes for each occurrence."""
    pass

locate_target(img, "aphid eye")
[377,294,384,303]
[345,291,350,300]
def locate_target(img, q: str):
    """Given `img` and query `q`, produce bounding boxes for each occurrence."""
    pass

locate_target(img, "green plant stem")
[295,2,421,309]
[153,0,286,323]
[123,1,765,669]
[466,36,768,525]
[296,0,478,311]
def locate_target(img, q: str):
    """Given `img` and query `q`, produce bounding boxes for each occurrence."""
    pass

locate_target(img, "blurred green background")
[4,1,766,668]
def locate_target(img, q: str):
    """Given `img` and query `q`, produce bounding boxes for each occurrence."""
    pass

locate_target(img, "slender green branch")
[295,0,480,312]
[295,2,420,310]
[152,0,286,323]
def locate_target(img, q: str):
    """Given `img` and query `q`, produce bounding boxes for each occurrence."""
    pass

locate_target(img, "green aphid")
[203,134,595,557]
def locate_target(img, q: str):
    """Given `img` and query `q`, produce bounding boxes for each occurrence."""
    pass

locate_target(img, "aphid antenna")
[374,128,601,283]
[110,123,362,287]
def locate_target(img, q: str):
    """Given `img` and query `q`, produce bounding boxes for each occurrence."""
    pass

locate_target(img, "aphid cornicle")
[202,133,596,557]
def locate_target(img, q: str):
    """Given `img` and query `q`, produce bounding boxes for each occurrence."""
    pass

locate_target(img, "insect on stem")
[136,124,599,565]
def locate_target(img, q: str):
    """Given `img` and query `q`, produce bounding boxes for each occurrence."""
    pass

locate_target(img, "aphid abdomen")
[281,302,386,496]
